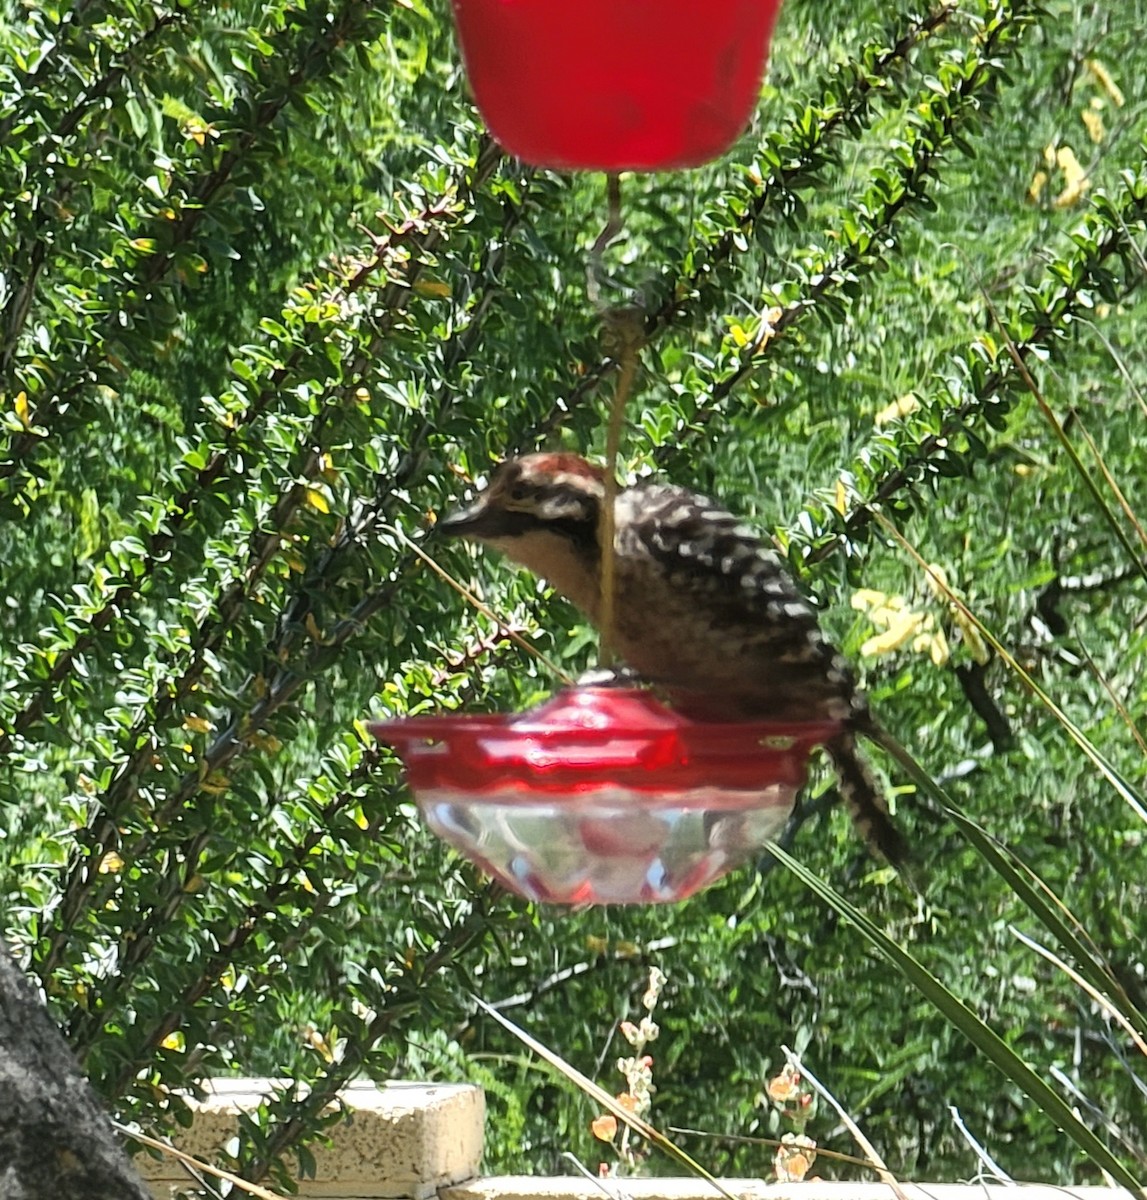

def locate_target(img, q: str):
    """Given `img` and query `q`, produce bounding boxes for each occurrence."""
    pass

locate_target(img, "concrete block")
[137,1078,484,1200]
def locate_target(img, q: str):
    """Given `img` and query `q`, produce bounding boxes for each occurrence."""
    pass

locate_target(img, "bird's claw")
[574,666,647,690]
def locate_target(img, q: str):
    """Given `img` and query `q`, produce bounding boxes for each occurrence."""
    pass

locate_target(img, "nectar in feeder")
[449,0,784,171]
[371,686,838,906]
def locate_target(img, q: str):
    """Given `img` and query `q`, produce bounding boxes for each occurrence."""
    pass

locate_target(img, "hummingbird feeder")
[371,687,837,905]
[449,0,784,171]
[378,0,800,905]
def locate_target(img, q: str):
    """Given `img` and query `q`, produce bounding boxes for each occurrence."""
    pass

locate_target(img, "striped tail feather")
[824,729,911,869]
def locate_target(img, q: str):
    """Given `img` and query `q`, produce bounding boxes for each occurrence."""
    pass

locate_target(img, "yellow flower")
[874,393,921,427]
[1087,59,1124,108]
[13,391,31,430]
[1081,107,1104,144]
[766,1064,802,1104]
[850,588,889,612]
[774,1133,817,1183]
[924,564,990,665]
[912,626,951,667]
[953,608,990,665]
[1053,146,1090,208]
[923,562,950,598]
[591,1114,618,1142]
[860,609,924,657]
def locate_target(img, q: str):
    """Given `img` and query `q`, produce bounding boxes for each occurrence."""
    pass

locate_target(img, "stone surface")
[444,1183,1136,1200]
[0,949,151,1200]
[138,1078,484,1200]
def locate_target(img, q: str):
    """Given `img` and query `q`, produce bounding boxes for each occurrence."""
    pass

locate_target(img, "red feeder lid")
[370,687,837,796]
[450,0,783,171]
[371,688,838,904]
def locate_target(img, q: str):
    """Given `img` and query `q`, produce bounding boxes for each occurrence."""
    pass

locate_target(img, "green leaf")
[767,843,1146,1195]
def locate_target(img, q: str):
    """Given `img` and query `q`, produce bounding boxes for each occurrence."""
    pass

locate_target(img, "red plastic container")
[371,688,836,905]
[449,0,783,171]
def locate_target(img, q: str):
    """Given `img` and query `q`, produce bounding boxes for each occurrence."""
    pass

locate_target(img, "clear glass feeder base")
[420,784,794,905]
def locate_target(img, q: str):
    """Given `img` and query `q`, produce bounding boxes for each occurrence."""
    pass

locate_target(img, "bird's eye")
[509,484,528,502]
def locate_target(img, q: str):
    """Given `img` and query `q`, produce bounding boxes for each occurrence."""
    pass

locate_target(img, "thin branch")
[781,1046,910,1200]
[113,1123,291,1200]
[954,662,1013,754]
[667,1126,884,1174]
[1010,925,1147,1061]
[946,1106,1012,1182]
[396,527,571,684]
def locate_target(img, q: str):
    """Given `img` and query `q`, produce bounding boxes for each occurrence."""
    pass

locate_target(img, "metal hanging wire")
[586,174,645,668]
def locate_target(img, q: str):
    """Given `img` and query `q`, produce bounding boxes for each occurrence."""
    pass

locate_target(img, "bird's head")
[438,453,606,543]
[437,452,607,613]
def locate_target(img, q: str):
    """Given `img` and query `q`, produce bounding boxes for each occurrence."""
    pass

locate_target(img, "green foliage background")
[2,0,1146,1191]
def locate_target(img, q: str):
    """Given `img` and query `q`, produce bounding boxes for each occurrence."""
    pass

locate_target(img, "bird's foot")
[574,666,648,690]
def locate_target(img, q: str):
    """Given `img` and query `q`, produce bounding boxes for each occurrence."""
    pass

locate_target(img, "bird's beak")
[436,497,499,540]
